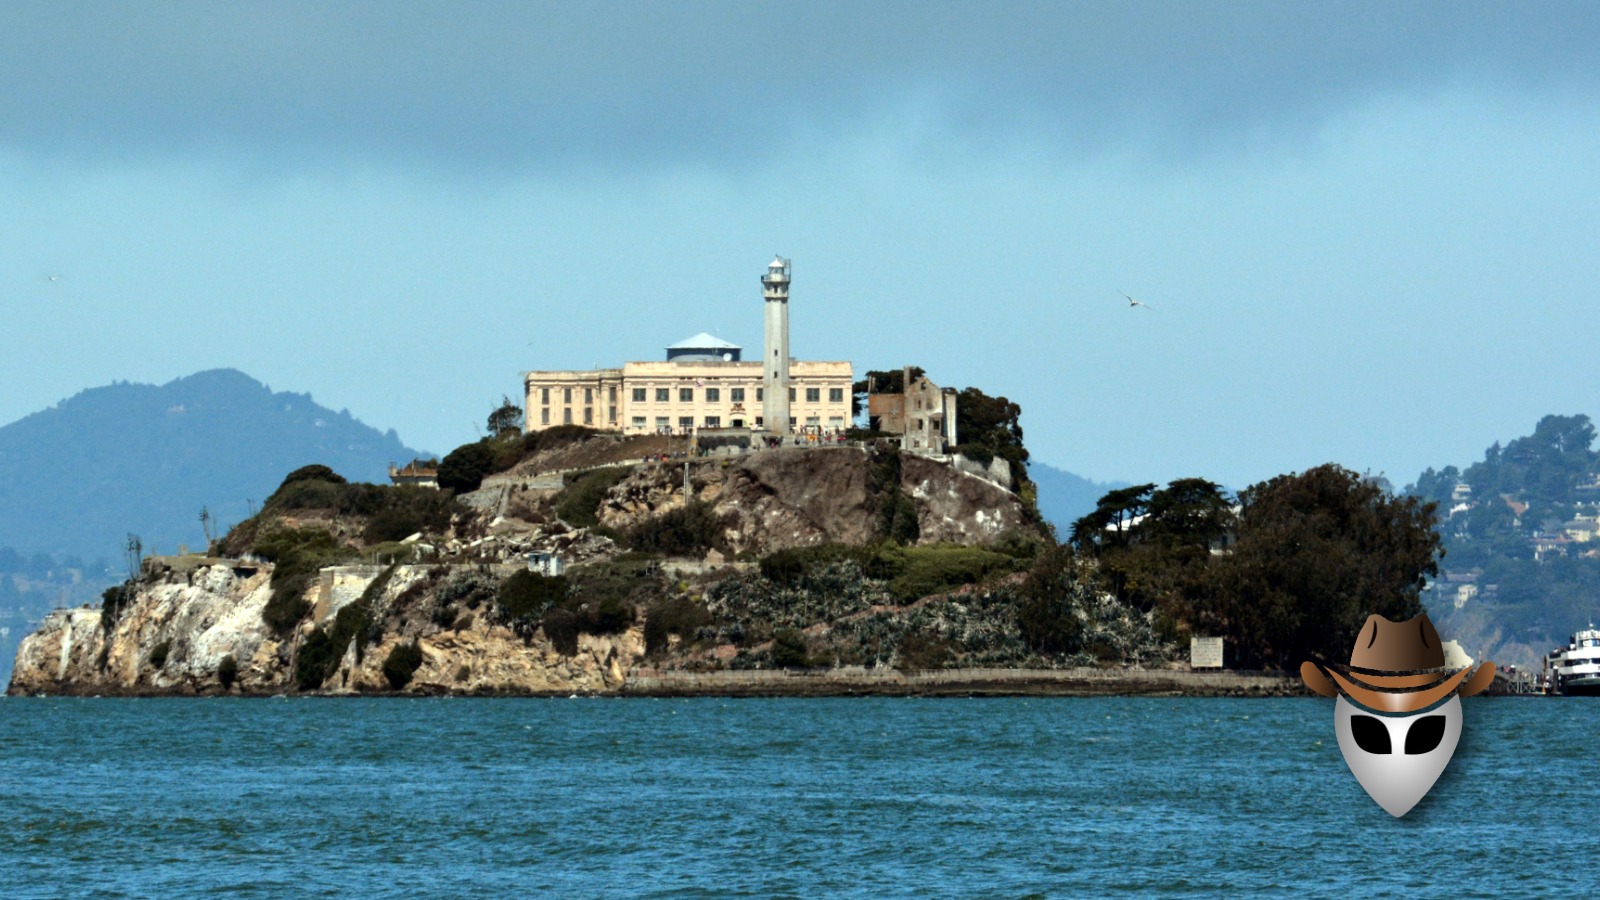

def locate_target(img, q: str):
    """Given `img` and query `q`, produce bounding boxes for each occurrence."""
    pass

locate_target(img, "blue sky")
[4,2,1598,490]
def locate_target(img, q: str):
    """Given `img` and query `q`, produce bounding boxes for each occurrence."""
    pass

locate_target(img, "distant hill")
[1408,413,1600,668]
[0,369,430,564]
[1029,461,1129,536]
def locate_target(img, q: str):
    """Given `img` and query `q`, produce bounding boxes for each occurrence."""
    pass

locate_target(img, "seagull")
[1120,291,1154,310]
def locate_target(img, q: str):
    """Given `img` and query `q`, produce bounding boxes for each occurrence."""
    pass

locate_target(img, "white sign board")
[1191,636,1224,669]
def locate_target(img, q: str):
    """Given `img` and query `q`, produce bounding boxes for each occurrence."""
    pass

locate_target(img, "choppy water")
[0,695,1586,897]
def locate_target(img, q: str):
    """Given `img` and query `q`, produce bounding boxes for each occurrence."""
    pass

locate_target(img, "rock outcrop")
[598,446,1033,554]
[7,559,641,696]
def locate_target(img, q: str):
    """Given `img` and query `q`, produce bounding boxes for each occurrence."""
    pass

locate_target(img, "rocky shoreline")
[619,666,1303,698]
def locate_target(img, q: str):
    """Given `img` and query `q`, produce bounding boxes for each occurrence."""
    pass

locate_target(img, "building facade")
[523,258,852,436]
[868,367,959,454]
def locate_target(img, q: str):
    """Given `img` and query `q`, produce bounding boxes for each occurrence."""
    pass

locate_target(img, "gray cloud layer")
[4,1,1597,170]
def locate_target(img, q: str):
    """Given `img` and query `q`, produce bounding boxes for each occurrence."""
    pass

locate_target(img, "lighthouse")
[761,256,791,435]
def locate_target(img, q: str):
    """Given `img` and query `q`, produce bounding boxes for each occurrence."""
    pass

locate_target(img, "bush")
[295,626,342,690]
[279,464,348,488]
[770,627,810,668]
[888,545,1017,604]
[643,596,711,655]
[523,424,601,456]
[382,640,425,690]
[255,527,353,636]
[1017,548,1089,655]
[496,570,569,638]
[438,440,496,493]
[555,466,632,528]
[625,502,725,556]
[217,654,238,689]
[896,629,953,670]
[542,607,580,656]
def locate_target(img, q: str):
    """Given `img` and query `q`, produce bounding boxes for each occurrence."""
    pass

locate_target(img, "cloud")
[3,1,1596,173]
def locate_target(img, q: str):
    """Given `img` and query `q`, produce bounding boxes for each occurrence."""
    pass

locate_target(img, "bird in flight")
[1120,291,1154,310]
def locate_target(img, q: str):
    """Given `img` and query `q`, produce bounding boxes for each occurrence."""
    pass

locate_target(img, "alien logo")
[1301,613,1494,817]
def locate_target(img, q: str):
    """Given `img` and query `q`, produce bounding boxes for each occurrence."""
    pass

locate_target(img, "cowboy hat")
[1301,612,1495,713]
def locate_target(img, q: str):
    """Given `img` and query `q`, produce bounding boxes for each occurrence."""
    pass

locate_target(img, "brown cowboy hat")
[1301,612,1495,713]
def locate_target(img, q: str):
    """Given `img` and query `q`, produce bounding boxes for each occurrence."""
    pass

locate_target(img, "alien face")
[1333,695,1463,817]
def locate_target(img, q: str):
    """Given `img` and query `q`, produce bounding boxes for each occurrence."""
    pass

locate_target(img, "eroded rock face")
[7,561,644,696]
[598,447,1035,554]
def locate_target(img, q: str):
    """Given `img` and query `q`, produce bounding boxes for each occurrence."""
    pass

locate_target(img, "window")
[563,408,572,424]
[656,388,670,403]
[829,388,844,403]
[789,388,796,402]
[679,416,694,430]
[806,416,820,427]
[829,416,844,428]
[679,387,694,402]
[731,387,745,402]
[541,408,550,425]
[608,406,617,423]
[806,388,820,403]
[755,417,764,426]
[583,407,593,424]
[541,388,550,405]
[655,416,669,431]
[632,416,646,428]
[706,387,720,402]
[584,387,593,403]
[633,388,647,402]
[705,416,721,428]
[608,386,617,402]
[756,388,764,401]
[563,387,572,403]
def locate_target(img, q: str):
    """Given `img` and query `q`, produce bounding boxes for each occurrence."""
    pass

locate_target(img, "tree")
[1201,464,1442,669]
[487,395,524,438]
[953,387,1027,468]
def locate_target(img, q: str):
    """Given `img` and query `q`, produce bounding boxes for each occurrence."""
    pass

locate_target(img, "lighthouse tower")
[761,256,792,436]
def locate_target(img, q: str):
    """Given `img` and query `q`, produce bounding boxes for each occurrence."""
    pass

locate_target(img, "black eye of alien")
[1404,715,1447,755]
[1350,716,1392,754]
[1350,714,1448,754]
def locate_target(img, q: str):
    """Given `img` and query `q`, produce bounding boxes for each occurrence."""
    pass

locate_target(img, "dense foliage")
[1070,465,1441,669]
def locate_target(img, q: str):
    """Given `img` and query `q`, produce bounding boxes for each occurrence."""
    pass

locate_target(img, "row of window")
[538,386,847,405]
[630,415,848,430]
[538,386,617,405]
[538,406,619,426]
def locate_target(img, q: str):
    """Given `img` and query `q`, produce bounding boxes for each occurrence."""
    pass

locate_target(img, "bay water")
[0,696,1584,897]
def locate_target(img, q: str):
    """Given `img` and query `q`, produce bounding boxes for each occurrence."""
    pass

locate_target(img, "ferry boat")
[1545,626,1600,695]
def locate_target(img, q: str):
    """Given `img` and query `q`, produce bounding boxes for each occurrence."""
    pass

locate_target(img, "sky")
[4,1,1599,491]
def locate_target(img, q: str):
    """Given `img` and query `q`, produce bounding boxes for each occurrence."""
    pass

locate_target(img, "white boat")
[1545,626,1600,695]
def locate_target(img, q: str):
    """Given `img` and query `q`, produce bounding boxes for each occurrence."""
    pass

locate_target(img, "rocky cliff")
[8,557,640,696]
[9,441,1059,696]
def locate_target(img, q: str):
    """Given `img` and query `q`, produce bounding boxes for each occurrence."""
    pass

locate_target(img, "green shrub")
[255,527,354,636]
[295,626,341,690]
[542,607,580,656]
[496,570,569,638]
[770,627,810,668]
[279,464,348,487]
[643,596,711,655]
[625,502,725,556]
[438,440,496,493]
[382,640,424,690]
[555,466,632,528]
[523,424,601,455]
[149,640,171,669]
[888,545,1016,604]
[1016,547,1089,655]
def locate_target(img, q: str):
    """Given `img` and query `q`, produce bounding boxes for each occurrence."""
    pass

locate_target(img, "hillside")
[9,436,1181,696]
[0,369,428,563]
[1410,414,1600,668]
